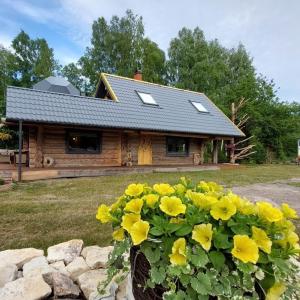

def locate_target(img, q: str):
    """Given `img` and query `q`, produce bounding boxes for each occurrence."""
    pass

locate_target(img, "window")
[166,137,189,156]
[191,101,208,113]
[137,91,157,105]
[66,130,101,154]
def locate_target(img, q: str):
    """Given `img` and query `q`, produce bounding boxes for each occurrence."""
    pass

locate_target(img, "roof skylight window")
[137,91,157,105]
[191,101,208,113]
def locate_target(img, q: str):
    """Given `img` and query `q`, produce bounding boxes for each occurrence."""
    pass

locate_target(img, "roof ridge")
[6,86,116,103]
[102,73,205,96]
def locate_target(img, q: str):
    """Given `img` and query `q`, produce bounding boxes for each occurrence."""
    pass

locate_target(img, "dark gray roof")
[5,73,244,137]
[33,76,80,95]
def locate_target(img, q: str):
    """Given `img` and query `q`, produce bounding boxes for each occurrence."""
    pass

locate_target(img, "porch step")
[153,166,220,173]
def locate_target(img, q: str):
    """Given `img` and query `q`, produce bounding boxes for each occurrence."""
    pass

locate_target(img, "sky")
[0,0,299,103]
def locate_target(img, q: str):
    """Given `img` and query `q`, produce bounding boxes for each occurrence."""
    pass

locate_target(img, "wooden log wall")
[28,126,122,168]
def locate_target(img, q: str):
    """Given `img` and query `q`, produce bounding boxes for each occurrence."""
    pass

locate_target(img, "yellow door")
[138,135,152,165]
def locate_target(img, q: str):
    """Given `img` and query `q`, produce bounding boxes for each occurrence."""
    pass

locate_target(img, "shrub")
[96,178,300,299]
[0,178,4,185]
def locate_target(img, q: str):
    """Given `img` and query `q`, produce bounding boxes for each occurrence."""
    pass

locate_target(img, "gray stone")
[0,248,44,268]
[116,273,134,300]
[43,271,80,298]
[23,256,56,278]
[77,269,108,299]
[81,246,113,269]
[89,281,118,300]
[66,256,90,281]
[0,263,18,288]
[50,260,70,276]
[0,275,51,300]
[47,239,84,264]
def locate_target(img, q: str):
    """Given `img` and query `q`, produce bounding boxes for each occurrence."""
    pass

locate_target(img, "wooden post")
[212,140,218,164]
[18,120,23,182]
[199,140,205,165]
[35,125,44,168]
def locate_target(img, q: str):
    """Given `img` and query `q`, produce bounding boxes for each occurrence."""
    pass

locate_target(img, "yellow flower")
[143,194,159,208]
[96,204,112,223]
[192,223,213,251]
[239,201,257,215]
[281,203,298,219]
[252,226,272,254]
[210,197,237,221]
[225,193,244,209]
[153,183,175,196]
[125,183,144,197]
[279,231,300,248]
[159,196,186,216]
[186,191,217,210]
[231,235,259,264]
[129,220,150,245]
[257,202,283,223]
[198,181,223,193]
[266,282,286,300]
[173,183,186,195]
[124,198,143,214]
[169,238,187,265]
[112,228,125,241]
[121,214,141,232]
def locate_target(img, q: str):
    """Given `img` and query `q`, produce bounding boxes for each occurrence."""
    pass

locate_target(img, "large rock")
[50,260,70,276]
[81,246,113,269]
[43,271,81,298]
[0,248,44,268]
[47,239,84,264]
[89,281,118,300]
[23,256,56,278]
[116,274,134,300]
[0,275,51,300]
[66,256,90,281]
[77,269,108,299]
[0,263,18,288]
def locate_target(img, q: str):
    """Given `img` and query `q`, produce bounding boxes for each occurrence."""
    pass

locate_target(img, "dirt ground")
[232,178,300,213]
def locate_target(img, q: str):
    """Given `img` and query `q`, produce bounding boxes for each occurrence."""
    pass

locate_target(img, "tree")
[61,63,92,95]
[80,10,166,87]
[11,30,58,87]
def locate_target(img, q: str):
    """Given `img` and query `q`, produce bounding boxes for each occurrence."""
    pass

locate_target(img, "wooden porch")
[0,163,240,182]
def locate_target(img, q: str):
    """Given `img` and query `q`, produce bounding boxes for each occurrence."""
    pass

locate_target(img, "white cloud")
[0,0,299,101]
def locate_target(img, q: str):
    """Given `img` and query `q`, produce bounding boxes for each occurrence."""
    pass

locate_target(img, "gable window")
[66,130,101,154]
[191,101,208,113]
[166,136,189,156]
[137,91,158,105]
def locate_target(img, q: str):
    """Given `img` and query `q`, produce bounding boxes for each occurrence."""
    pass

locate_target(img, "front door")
[138,135,152,165]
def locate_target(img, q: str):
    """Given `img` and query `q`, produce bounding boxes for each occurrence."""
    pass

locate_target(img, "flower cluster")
[96,178,300,299]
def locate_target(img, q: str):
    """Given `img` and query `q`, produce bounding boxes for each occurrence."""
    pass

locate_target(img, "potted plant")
[96,178,300,299]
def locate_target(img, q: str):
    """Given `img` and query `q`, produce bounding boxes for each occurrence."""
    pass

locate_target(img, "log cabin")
[4,72,244,179]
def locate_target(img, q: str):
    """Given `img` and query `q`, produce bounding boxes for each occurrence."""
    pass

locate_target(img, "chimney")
[134,70,142,81]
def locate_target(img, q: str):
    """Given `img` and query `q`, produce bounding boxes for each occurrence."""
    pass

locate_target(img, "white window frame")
[137,91,158,105]
[191,101,208,113]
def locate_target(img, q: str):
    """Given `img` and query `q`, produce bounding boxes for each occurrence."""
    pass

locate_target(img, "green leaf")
[149,227,164,236]
[236,261,256,274]
[165,222,182,234]
[175,224,193,236]
[191,273,211,295]
[179,274,190,286]
[208,251,225,270]
[213,232,232,249]
[142,245,161,264]
[230,224,251,235]
[190,247,209,268]
[186,205,206,225]
[150,266,166,284]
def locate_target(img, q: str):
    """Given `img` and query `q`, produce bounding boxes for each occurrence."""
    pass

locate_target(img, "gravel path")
[232,178,300,213]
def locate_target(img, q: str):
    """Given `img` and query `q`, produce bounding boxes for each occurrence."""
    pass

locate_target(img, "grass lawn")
[0,164,300,251]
